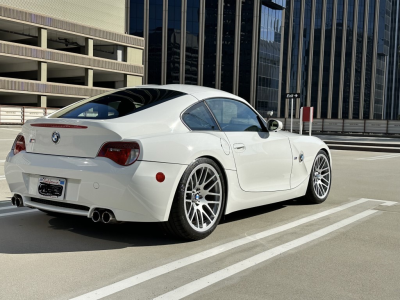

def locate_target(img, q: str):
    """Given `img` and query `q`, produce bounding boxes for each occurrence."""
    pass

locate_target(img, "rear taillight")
[97,142,140,166]
[12,134,26,155]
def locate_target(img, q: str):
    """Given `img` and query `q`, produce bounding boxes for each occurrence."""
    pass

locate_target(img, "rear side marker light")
[30,123,87,129]
[12,134,26,155]
[97,142,140,166]
[156,172,165,183]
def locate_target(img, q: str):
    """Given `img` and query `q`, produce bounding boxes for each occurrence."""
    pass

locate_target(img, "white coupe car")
[5,85,332,240]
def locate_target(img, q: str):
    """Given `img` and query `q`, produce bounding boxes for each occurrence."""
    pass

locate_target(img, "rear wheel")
[164,158,225,240]
[304,150,332,204]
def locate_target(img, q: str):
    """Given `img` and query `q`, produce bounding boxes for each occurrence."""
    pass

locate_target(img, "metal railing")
[274,118,400,135]
[0,105,58,124]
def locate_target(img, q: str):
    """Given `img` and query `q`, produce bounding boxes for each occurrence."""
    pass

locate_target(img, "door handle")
[233,143,246,152]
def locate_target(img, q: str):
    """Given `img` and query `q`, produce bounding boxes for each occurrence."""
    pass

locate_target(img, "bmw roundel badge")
[51,131,61,144]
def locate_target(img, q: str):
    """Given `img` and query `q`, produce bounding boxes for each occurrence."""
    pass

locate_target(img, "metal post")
[291,98,293,132]
[299,107,303,135]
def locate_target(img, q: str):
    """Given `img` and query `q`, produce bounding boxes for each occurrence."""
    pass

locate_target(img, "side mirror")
[267,119,283,132]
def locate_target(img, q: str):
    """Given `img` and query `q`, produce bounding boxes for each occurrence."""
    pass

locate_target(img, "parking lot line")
[70,198,391,300]
[0,210,36,218]
[356,154,400,161]
[0,206,15,211]
[154,210,378,300]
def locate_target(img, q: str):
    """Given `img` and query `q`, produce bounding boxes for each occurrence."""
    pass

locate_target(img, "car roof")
[128,84,247,103]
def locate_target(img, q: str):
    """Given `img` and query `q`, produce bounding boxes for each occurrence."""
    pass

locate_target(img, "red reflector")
[97,142,140,166]
[156,172,165,183]
[30,123,87,129]
[13,134,26,155]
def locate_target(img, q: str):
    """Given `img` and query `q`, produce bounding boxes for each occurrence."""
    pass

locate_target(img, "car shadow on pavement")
[0,212,184,254]
[221,197,309,224]
[0,198,315,254]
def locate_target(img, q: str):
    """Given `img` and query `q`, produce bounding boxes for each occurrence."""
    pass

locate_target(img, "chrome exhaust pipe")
[11,196,16,206]
[14,195,24,207]
[92,210,101,223]
[101,211,116,224]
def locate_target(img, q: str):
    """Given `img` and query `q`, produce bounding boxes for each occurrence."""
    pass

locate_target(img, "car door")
[205,98,293,192]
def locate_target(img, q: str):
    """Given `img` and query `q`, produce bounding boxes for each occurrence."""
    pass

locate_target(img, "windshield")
[49,88,186,119]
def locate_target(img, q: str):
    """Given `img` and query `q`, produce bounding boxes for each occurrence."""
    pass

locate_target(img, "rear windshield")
[49,88,186,119]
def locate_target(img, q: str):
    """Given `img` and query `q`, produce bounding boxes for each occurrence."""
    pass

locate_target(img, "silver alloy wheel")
[184,164,223,232]
[312,153,331,199]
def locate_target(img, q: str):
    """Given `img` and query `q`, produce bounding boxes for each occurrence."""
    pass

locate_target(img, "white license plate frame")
[38,176,66,199]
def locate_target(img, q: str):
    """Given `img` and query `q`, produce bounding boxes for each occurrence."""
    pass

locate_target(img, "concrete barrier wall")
[0,105,58,124]
[266,118,400,135]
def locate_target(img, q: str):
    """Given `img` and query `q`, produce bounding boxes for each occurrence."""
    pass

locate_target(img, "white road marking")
[71,198,395,300]
[0,175,6,181]
[0,206,15,211]
[0,139,15,141]
[356,154,400,161]
[0,210,36,218]
[154,210,378,300]
[0,160,6,163]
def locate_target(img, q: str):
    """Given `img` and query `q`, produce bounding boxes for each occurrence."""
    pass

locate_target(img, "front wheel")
[304,150,332,204]
[164,158,226,240]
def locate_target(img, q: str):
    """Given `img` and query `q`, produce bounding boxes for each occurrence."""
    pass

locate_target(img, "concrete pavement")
[0,128,399,300]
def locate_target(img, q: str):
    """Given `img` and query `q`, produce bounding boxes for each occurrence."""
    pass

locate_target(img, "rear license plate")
[38,176,66,199]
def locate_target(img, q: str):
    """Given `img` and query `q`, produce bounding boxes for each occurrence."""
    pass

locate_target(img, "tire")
[164,158,226,240]
[304,150,332,204]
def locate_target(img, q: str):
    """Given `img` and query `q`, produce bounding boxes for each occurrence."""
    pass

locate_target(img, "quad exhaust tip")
[101,211,116,224]
[12,195,23,207]
[92,209,101,223]
[92,209,117,224]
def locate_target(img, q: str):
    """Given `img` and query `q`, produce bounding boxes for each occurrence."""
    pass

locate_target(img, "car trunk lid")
[23,119,122,158]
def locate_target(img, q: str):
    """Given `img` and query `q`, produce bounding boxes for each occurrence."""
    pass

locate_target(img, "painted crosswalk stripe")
[154,210,378,300]
[70,198,395,300]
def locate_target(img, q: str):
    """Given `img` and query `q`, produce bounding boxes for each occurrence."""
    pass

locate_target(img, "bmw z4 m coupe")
[5,85,332,240]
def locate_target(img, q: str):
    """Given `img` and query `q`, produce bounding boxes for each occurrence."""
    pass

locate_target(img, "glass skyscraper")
[281,0,396,120]
[128,0,285,117]
[128,0,399,120]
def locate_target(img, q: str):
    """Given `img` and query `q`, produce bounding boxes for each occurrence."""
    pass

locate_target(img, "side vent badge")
[299,153,304,162]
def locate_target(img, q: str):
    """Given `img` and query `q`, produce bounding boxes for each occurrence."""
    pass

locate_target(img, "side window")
[182,102,219,131]
[205,98,264,132]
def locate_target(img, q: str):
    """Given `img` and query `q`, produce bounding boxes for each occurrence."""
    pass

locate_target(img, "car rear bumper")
[4,151,187,222]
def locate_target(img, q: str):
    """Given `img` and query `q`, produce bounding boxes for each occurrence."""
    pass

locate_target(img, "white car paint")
[4,84,331,222]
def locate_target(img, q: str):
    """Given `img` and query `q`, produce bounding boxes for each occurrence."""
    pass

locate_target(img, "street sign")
[286,93,300,99]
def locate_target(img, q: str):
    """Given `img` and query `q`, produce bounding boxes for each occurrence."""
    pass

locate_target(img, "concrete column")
[348,0,359,119]
[338,0,349,118]
[85,69,93,87]
[37,28,47,107]
[37,96,47,107]
[197,0,206,86]
[38,28,47,48]
[124,75,143,87]
[359,0,369,119]
[180,0,187,83]
[85,38,93,56]
[327,0,338,118]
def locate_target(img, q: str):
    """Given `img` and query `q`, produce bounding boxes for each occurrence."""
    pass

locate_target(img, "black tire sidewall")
[172,158,226,240]
[306,150,332,204]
